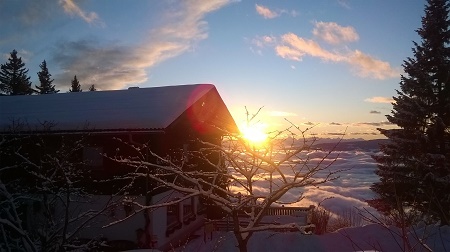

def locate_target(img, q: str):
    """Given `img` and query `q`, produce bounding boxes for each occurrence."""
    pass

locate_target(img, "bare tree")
[0,131,117,251]
[111,109,344,252]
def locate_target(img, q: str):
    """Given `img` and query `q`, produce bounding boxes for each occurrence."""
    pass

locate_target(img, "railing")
[183,204,196,224]
[166,204,181,237]
[264,206,314,216]
[210,205,316,231]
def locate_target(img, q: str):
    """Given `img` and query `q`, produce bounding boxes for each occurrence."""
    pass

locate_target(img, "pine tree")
[0,49,34,95]
[36,60,59,94]
[69,75,82,92]
[370,0,450,225]
[88,84,96,91]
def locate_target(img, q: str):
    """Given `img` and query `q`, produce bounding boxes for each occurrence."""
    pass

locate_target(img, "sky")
[0,0,427,139]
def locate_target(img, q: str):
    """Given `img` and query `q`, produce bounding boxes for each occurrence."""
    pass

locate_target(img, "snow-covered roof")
[0,84,231,132]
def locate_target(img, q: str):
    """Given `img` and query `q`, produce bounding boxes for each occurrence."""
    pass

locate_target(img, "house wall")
[149,191,205,250]
[52,195,147,242]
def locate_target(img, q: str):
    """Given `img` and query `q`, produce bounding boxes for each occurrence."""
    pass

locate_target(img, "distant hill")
[312,139,389,152]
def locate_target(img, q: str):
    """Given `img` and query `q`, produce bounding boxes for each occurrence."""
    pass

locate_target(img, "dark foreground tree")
[0,50,34,95]
[36,60,59,94]
[0,132,118,251]
[69,75,82,92]
[370,0,450,225]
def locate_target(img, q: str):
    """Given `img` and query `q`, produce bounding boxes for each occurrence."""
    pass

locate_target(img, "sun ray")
[240,123,268,145]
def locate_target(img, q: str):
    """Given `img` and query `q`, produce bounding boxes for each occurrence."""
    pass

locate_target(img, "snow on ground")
[177,148,449,251]
[179,223,450,252]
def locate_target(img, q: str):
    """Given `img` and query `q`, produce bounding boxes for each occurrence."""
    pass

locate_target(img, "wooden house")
[0,84,237,250]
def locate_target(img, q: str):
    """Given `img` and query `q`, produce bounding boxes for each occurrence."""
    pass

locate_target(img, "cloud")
[313,21,359,44]
[337,0,351,9]
[255,4,297,19]
[59,0,101,24]
[255,4,279,19]
[347,50,399,79]
[329,122,342,126]
[326,132,346,136]
[265,31,399,80]
[52,0,234,91]
[364,96,394,104]
[349,132,378,135]
[276,33,343,61]
[356,121,393,127]
[269,111,298,117]
[52,40,149,90]
[369,110,381,114]
[252,35,277,48]
[303,121,315,126]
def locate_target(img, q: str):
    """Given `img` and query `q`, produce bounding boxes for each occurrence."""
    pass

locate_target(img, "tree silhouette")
[370,0,450,225]
[69,75,82,92]
[0,50,34,95]
[88,84,96,91]
[36,60,59,94]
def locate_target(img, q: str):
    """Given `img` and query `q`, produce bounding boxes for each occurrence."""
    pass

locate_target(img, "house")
[0,84,238,250]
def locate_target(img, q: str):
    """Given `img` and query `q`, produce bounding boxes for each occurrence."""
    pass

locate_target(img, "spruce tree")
[370,0,450,225]
[88,84,96,91]
[0,49,34,95]
[36,60,59,94]
[69,75,82,92]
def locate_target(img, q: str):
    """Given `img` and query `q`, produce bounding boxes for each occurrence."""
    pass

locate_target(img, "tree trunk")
[232,210,249,252]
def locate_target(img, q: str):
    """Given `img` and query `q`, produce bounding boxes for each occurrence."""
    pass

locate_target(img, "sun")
[240,123,268,145]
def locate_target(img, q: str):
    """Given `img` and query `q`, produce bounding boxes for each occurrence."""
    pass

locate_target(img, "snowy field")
[176,147,450,251]
[181,223,450,252]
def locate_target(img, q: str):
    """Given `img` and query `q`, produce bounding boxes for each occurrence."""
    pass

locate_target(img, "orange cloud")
[59,0,101,24]
[313,21,359,44]
[277,33,343,61]
[255,4,279,19]
[347,50,399,79]
[260,30,399,79]
[364,96,395,103]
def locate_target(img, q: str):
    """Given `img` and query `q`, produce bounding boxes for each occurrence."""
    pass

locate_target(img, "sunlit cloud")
[326,132,346,136]
[313,21,359,44]
[53,0,234,90]
[59,0,101,24]
[255,4,279,19]
[269,111,298,117]
[252,35,277,48]
[347,50,399,79]
[262,30,399,79]
[355,121,393,127]
[349,132,378,136]
[255,4,297,19]
[276,33,343,61]
[364,96,394,104]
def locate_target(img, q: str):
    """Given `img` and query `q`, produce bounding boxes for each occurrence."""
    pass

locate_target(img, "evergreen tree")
[370,0,450,225]
[88,84,96,91]
[36,60,59,94]
[69,75,82,92]
[0,49,34,95]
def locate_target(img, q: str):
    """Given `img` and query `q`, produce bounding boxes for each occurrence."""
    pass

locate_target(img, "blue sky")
[0,0,426,139]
